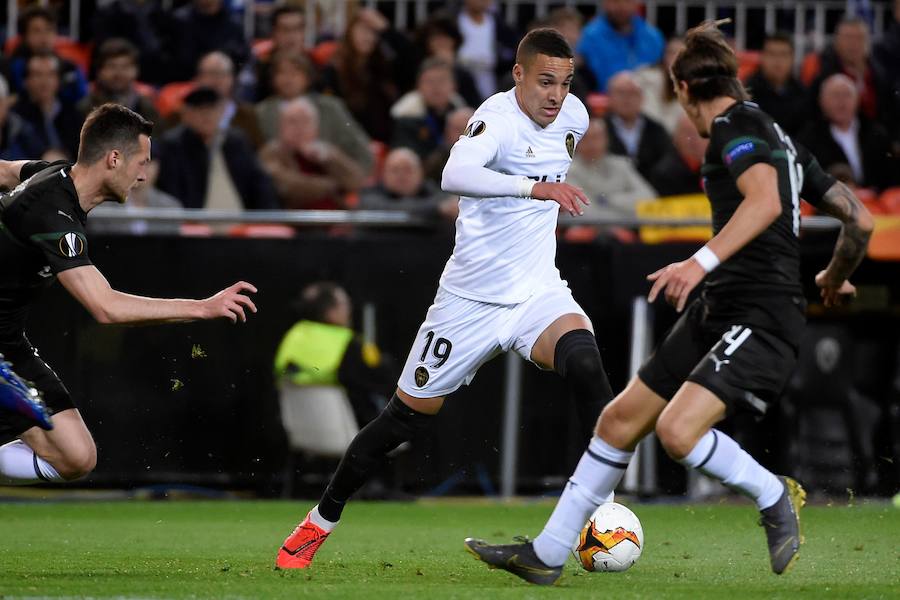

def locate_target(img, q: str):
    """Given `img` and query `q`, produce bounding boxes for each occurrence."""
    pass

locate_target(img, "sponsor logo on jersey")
[708,354,730,372]
[57,210,75,223]
[724,141,755,165]
[414,366,430,387]
[525,146,535,158]
[565,132,575,159]
[58,232,85,258]
[464,121,486,137]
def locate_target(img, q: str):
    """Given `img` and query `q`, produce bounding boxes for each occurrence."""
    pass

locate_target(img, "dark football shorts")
[638,298,798,416]
[0,333,74,440]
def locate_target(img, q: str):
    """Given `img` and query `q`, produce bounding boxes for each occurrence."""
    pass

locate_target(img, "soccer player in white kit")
[275,29,617,572]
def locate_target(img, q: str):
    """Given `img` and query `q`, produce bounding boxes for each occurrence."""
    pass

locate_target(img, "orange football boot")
[275,512,332,569]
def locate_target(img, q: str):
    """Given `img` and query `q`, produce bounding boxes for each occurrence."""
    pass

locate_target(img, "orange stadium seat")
[155,81,196,118]
[878,187,900,214]
[4,36,92,74]
[585,93,609,117]
[736,50,760,81]
[252,38,274,59]
[310,40,339,67]
[801,52,821,86]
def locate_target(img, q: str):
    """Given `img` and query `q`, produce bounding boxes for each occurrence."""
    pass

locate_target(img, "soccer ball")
[572,502,644,572]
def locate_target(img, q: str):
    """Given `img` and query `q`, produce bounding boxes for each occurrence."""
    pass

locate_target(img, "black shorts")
[0,334,74,440]
[638,298,798,416]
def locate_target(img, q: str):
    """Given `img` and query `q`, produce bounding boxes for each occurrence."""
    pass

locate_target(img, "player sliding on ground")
[275,29,617,571]
[467,21,874,583]
[0,104,258,486]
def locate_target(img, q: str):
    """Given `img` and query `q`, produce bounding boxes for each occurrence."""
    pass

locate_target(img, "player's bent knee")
[53,442,98,481]
[654,416,694,460]
[597,401,639,449]
[555,329,614,401]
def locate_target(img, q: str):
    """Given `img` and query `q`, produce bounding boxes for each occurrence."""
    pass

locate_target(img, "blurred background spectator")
[413,14,481,107]
[423,106,474,185]
[12,53,82,160]
[259,97,366,210]
[91,0,168,85]
[256,51,373,173]
[798,73,897,192]
[320,8,403,142]
[167,0,249,83]
[0,74,46,161]
[9,6,88,105]
[359,147,459,224]
[648,115,709,196]
[88,160,182,236]
[566,118,656,218]
[874,0,900,149]
[633,37,685,135]
[249,4,307,102]
[456,0,518,100]
[744,33,807,137]
[194,51,265,149]
[156,87,277,210]
[77,38,161,137]
[391,58,468,160]
[578,0,664,92]
[605,71,675,181]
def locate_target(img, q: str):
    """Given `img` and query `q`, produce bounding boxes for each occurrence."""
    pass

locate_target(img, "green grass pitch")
[1,499,897,599]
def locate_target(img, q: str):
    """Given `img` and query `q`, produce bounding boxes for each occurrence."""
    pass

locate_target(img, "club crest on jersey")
[58,232,85,258]
[565,132,576,159]
[414,366,430,387]
[464,121,486,137]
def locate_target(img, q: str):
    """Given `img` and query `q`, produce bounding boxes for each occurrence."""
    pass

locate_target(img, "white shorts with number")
[397,283,589,398]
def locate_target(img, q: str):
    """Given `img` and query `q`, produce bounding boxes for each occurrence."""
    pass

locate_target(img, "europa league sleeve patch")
[57,232,86,257]
[464,120,486,137]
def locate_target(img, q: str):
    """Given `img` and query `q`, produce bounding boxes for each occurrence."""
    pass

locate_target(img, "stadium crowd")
[0,0,898,224]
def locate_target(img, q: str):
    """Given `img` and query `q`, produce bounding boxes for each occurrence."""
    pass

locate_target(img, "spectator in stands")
[0,74,46,162]
[798,74,897,192]
[195,51,264,149]
[168,0,248,82]
[634,37,685,135]
[810,17,890,124]
[12,53,83,160]
[540,7,596,100]
[77,39,161,137]
[359,147,459,224]
[320,8,402,142]
[456,0,518,100]
[648,115,709,196]
[251,4,307,102]
[604,71,675,181]
[414,14,481,107]
[91,0,168,85]
[259,97,366,210]
[9,6,88,105]
[256,51,373,172]
[566,118,656,217]
[423,106,474,184]
[391,58,468,160]
[577,0,664,92]
[744,33,807,137]
[874,0,900,147]
[275,282,394,427]
[156,87,277,209]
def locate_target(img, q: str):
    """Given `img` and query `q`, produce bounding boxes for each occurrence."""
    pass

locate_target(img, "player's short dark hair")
[18,6,56,35]
[272,3,305,27]
[763,32,794,50]
[516,27,573,66]
[670,21,749,103]
[77,103,153,165]
[94,38,140,71]
[183,86,222,108]
[292,282,345,323]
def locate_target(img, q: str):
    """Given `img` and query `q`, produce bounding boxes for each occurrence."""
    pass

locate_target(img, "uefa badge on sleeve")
[58,232,85,258]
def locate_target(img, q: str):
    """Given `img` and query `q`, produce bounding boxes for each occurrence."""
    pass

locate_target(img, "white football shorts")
[397,282,589,398]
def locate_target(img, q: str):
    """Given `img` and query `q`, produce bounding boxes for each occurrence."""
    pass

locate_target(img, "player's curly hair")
[670,20,749,103]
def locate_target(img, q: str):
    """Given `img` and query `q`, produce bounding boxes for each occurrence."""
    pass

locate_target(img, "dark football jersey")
[0,160,92,338]
[700,101,836,298]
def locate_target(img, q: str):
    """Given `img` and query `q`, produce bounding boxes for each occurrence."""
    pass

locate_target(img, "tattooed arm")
[814,180,874,307]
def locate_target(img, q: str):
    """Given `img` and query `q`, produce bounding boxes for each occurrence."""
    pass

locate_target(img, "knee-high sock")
[316,395,433,523]
[533,436,633,567]
[0,440,62,485]
[554,329,615,443]
[678,429,784,510]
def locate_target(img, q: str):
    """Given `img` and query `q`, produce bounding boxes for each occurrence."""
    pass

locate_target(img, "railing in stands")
[9,0,888,58]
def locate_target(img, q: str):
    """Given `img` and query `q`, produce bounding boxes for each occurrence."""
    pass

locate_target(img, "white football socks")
[533,436,633,567]
[679,429,784,510]
[0,440,63,485]
[308,504,338,532]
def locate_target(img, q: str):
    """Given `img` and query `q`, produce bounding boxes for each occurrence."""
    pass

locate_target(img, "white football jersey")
[439,88,589,304]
